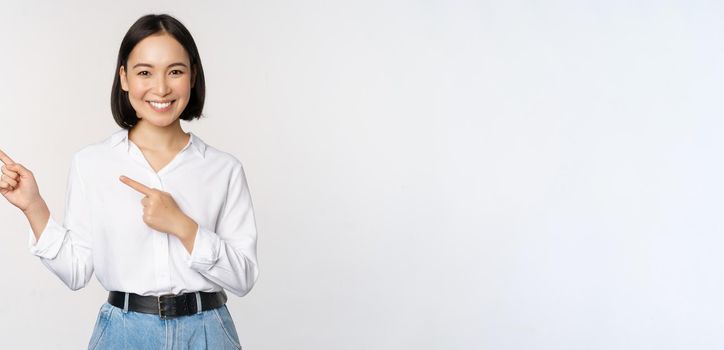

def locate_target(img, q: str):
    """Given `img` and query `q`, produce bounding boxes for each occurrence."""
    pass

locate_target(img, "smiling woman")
[111,14,205,130]
[118,35,193,128]
[0,13,258,350]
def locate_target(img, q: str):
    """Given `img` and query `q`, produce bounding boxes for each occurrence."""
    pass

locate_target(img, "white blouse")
[27,129,259,297]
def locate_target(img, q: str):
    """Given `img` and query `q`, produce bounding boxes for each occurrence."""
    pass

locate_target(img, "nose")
[153,75,171,96]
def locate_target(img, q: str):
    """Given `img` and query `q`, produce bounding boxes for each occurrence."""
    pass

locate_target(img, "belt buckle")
[157,294,175,320]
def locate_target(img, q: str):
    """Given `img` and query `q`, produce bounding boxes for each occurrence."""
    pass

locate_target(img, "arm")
[184,161,260,297]
[27,155,94,291]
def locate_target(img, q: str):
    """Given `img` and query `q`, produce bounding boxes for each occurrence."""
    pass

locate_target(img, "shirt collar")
[109,128,206,158]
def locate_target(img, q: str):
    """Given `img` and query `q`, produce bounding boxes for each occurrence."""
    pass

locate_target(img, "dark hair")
[111,14,205,129]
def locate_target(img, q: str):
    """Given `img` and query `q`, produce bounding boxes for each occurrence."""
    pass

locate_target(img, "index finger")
[119,175,153,196]
[0,149,15,165]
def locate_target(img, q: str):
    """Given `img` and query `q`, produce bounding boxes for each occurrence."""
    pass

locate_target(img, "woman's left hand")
[119,175,198,241]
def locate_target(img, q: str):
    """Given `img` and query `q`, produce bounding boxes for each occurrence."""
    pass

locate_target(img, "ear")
[119,66,129,92]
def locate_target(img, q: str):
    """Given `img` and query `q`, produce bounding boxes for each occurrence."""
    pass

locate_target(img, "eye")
[137,71,150,76]
[170,70,184,75]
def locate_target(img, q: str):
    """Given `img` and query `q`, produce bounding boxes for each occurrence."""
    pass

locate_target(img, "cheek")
[172,78,192,97]
[127,80,150,101]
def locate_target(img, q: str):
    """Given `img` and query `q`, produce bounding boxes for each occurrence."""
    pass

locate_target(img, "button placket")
[128,139,183,293]
[128,143,167,293]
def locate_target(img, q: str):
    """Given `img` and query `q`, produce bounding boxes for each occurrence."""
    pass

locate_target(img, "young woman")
[0,14,258,349]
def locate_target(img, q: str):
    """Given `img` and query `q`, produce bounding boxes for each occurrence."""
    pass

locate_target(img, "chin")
[138,113,180,128]
[150,118,180,128]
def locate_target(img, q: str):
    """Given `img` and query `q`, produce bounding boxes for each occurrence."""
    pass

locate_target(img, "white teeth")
[149,101,172,109]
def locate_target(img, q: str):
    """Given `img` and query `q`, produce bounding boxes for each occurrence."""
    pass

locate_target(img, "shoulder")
[193,135,250,184]
[205,145,243,167]
[69,129,126,167]
[193,133,245,170]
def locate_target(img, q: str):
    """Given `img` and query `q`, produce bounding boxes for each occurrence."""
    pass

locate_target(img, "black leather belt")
[108,290,227,319]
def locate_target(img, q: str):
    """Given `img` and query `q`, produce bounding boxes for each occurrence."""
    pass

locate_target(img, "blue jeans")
[87,301,242,349]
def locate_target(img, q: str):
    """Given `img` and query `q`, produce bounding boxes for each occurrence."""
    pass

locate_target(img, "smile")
[147,100,175,112]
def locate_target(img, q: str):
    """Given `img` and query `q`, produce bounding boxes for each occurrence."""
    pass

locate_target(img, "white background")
[1,0,723,349]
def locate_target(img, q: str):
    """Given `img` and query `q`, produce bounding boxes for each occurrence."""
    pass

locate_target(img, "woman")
[0,14,258,349]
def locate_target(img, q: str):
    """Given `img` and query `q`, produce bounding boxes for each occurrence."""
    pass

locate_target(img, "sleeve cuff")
[28,216,68,259]
[186,226,221,271]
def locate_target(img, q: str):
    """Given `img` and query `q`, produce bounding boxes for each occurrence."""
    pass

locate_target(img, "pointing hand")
[0,149,43,212]
[119,175,196,239]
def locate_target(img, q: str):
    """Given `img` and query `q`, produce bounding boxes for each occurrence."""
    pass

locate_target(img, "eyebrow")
[132,62,188,69]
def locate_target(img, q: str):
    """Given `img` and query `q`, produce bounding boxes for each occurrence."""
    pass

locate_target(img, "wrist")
[176,214,198,241]
[23,198,48,217]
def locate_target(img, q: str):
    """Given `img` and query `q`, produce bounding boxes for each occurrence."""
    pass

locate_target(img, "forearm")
[194,242,258,297]
[185,225,259,297]
[23,199,50,242]
[176,214,199,254]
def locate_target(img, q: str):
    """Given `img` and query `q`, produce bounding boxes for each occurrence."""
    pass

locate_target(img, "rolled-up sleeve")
[28,154,94,291]
[185,161,259,297]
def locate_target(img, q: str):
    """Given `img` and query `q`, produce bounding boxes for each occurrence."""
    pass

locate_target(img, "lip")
[146,99,176,112]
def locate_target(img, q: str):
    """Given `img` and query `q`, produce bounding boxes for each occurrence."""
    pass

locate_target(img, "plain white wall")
[1,0,723,349]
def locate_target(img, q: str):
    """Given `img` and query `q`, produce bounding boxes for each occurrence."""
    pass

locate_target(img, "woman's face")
[119,33,195,128]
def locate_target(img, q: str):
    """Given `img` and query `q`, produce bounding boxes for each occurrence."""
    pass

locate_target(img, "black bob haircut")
[111,14,205,129]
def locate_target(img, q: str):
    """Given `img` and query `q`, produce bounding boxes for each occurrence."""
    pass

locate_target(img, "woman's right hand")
[0,149,43,213]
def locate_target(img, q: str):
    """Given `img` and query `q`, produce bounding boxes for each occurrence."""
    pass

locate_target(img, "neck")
[128,119,189,152]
